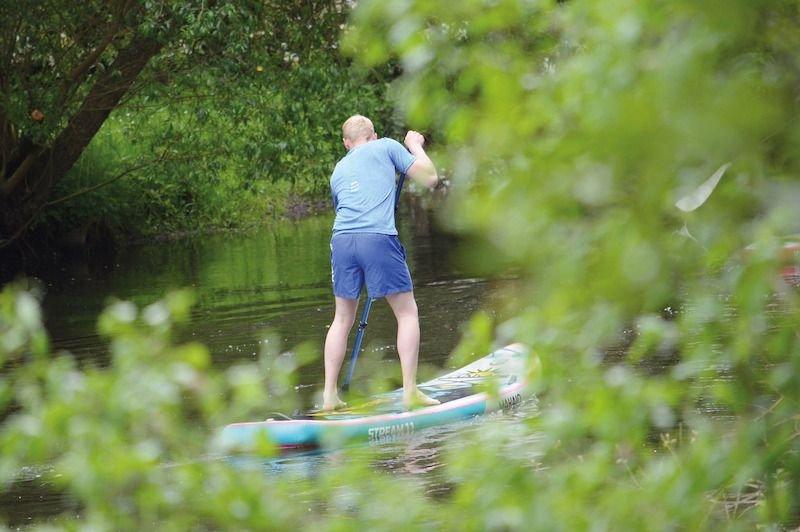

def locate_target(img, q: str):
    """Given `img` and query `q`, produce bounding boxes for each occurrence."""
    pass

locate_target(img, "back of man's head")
[342,115,375,143]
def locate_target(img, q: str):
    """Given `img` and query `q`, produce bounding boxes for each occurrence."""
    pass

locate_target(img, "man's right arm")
[403,131,440,189]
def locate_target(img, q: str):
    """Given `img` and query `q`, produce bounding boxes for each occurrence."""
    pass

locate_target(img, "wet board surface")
[220,343,537,449]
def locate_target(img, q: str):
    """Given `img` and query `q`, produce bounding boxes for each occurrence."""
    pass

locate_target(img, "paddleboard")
[220,343,539,450]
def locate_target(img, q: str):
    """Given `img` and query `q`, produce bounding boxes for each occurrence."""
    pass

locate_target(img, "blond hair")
[342,115,375,142]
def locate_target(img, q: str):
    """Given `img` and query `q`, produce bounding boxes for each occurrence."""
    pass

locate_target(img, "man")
[323,115,442,410]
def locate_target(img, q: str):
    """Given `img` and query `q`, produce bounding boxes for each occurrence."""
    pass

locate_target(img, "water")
[3,202,527,524]
[39,211,497,372]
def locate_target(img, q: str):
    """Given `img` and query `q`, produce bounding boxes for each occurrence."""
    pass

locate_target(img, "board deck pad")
[220,343,536,449]
[307,344,527,419]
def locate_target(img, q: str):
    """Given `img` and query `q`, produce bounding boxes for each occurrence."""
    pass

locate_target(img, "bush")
[343,0,800,527]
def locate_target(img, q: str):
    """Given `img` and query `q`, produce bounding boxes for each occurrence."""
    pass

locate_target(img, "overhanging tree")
[0,0,349,249]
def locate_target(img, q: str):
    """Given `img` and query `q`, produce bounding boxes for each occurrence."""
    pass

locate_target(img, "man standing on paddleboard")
[323,115,444,411]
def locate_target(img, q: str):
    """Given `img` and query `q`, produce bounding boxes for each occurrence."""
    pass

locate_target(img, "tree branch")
[44,153,168,208]
[38,32,163,192]
[42,134,227,211]
[0,11,23,93]
[57,1,137,109]
[0,194,46,250]
[0,109,13,177]
[1,151,37,197]
[61,26,119,100]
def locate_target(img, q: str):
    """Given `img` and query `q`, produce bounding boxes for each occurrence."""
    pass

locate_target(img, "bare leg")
[385,291,440,409]
[323,296,358,410]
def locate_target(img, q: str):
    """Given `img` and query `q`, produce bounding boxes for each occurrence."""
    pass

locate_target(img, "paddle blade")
[675,162,730,212]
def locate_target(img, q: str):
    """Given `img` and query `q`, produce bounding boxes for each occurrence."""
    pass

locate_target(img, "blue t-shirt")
[330,138,416,235]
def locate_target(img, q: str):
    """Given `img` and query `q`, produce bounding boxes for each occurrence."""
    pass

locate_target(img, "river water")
[39,203,502,379]
[3,200,539,524]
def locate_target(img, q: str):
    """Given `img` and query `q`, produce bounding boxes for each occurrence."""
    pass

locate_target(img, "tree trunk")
[0,32,163,248]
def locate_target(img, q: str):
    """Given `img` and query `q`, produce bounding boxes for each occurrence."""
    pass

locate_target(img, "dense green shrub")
[344,0,800,527]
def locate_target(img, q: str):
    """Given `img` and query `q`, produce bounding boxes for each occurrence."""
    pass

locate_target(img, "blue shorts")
[330,233,413,299]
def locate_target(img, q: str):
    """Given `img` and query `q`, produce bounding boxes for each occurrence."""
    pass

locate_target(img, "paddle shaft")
[342,173,406,391]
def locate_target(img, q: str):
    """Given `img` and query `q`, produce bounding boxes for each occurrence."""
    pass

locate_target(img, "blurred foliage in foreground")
[2,0,800,529]
[346,0,800,527]
[0,284,439,528]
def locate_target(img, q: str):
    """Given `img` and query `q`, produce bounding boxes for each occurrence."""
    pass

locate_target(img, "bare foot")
[403,388,440,410]
[322,393,347,412]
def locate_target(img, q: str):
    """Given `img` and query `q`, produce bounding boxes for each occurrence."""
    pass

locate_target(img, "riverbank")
[0,191,334,281]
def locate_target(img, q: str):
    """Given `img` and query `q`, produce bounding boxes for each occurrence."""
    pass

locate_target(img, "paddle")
[674,162,730,243]
[675,162,730,213]
[342,173,407,391]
